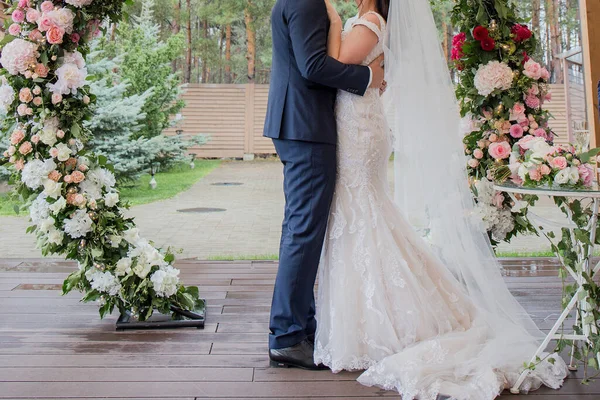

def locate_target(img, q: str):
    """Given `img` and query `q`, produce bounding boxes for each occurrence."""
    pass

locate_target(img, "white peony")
[474,61,514,96]
[65,0,94,8]
[554,169,570,185]
[29,194,50,226]
[49,197,67,214]
[22,159,56,190]
[104,192,119,207]
[150,265,180,298]
[47,63,87,95]
[54,143,73,162]
[42,179,63,199]
[115,257,132,277]
[0,39,39,76]
[0,78,16,114]
[63,209,94,238]
[47,227,65,245]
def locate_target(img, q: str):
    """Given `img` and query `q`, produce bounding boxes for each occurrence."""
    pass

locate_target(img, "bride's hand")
[324,0,342,27]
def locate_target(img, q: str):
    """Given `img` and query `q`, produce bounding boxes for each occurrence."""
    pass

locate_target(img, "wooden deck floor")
[0,258,598,399]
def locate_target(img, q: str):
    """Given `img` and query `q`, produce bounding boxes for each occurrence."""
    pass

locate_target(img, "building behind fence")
[165,83,586,159]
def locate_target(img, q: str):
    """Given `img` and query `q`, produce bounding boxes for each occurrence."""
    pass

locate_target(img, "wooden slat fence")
[166,83,582,158]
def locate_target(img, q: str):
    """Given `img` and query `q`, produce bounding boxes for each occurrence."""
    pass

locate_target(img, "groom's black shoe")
[269,339,328,370]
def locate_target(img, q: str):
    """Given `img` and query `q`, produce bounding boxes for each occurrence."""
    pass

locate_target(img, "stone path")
[0,160,561,259]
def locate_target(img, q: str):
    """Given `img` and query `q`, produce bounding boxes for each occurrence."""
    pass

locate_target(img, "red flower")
[453,32,466,46]
[521,51,530,64]
[511,24,532,42]
[480,37,496,51]
[473,26,489,41]
[451,32,466,61]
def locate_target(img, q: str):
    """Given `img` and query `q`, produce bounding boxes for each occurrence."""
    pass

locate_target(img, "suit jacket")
[263,0,371,144]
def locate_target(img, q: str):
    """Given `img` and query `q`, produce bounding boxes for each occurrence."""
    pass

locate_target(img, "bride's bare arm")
[324,4,381,65]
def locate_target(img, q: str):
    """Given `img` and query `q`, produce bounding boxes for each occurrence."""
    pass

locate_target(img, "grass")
[496,251,555,258]
[0,159,221,216]
[207,254,279,261]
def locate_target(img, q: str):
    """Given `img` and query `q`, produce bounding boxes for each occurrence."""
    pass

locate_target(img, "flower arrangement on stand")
[451,0,596,245]
[0,0,203,322]
[452,0,600,377]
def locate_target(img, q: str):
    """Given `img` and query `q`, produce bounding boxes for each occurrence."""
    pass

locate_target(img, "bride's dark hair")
[358,0,390,20]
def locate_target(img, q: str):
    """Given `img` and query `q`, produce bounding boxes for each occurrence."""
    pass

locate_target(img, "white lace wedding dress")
[313,12,568,400]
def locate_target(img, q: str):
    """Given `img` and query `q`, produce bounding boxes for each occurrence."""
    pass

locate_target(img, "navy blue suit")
[264,0,370,350]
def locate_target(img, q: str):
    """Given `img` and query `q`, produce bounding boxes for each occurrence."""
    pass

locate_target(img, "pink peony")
[8,23,22,36]
[578,164,594,187]
[12,9,25,23]
[46,25,65,44]
[19,88,33,103]
[533,128,548,140]
[26,8,39,22]
[488,141,511,160]
[552,156,568,170]
[40,1,54,13]
[473,149,484,159]
[18,141,32,155]
[525,96,540,109]
[509,124,524,138]
[523,59,543,80]
[10,129,25,145]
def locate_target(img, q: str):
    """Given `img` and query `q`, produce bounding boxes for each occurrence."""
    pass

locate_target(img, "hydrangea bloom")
[151,265,181,297]
[474,61,514,96]
[0,39,39,76]
[65,0,94,8]
[63,209,94,238]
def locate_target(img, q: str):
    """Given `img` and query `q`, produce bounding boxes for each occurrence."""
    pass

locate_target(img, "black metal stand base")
[116,303,205,331]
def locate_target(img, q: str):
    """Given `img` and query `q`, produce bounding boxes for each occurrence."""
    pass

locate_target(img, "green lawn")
[0,159,221,216]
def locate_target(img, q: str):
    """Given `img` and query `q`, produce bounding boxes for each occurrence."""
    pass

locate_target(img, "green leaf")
[578,148,600,164]
[71,122,82,138]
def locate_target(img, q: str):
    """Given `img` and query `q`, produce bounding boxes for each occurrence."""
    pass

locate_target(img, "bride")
[315,0,569,398]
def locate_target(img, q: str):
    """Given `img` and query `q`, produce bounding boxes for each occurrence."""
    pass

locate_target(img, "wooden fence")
[166,83,583,158]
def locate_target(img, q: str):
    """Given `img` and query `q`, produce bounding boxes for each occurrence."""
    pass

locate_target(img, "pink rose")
[83,95,90,104]
[540,164,551,176]
[49,148,59,158]
[489,133,498,142]
[41,1,54,13]
[70,33,81,43]
[71,171,85,183]
[578,164,594,187]
[15,159,25,171]
[540,67,550,80]
[12,9,25,23]
[529,169,542,182]
[78,164,88,172]
[473,149,484,159]
[10,129,25,145]
[74,194,85,207]
[33,97,43,106]
[48,170,61,182]
[31,134,40,144]
[18,141,32,155]
[502,121,512,133]
[8,23,22,36]
[37,15,53,32]
[8,146,16,156]
[510,102,526,121]
[28,29,44,42]
[26,107,33,115]
[509,124,524,138]
[46,25,65,44]
[33,86,41,95]
[523,59,542,80]
[552,156,568,170]
[17,104,28,116]
[63,174,73,183]
[488,141,511,160]
[56,130,65,139]
[545,92,552,102]
[26,8,40,23]
[18,0,29,8]
[481,107,493,120]
[51,93,63,104]
[19,88,33,103]
[533,128,548,140]
[468,159,479,168]
[34,63,49,78]
[492,192,505,209]
[525,96,540,109]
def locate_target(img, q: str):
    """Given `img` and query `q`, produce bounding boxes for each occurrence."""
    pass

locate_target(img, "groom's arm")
[285,0,371,96]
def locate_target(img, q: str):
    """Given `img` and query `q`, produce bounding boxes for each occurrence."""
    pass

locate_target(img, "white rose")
[108,234,122,248]
[43,179,63,199]
[554,169,570,185]
[47,228,64,245]
[517,164,529,181]
[115,257,132,277]
[54,143,72,162]
[568,166,580,185]
[39,217,55,233]
[49,197,67,214]
[123,228,141,245]
[104,192,119,208]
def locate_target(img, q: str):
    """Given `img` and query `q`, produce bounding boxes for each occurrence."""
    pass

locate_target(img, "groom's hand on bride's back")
[369,54,385,89]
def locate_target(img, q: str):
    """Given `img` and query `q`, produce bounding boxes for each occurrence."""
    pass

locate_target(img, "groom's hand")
[368,54,385,89]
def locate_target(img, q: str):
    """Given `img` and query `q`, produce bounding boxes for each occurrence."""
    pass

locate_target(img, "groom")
[264,0,384,369]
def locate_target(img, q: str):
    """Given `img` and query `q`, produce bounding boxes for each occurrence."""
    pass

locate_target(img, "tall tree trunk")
[245,1,256,82]
[202,19,209,83]
[225,24,232,83]
[185,0,192,83]
[531,0,541,39]
[172,0,181,72]
[546,0,563,83]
